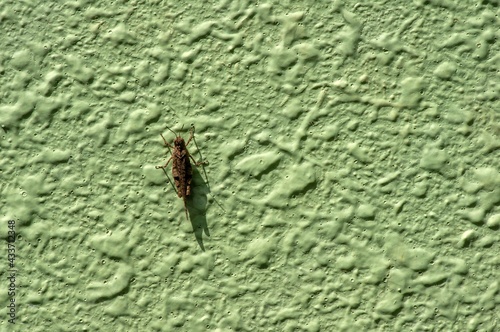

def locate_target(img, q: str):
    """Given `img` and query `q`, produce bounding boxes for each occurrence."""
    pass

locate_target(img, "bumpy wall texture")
[1,0,499,331]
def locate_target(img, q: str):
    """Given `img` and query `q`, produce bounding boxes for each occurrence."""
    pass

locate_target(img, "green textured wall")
[1,0,499,331]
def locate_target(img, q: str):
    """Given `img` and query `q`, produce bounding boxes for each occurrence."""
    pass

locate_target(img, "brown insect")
[156,125,206,220]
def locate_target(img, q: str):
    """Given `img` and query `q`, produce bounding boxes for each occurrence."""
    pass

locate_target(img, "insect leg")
[155,156,173,169]
[185,125,195,146]
[189,154,208,167]
[160,134,174,149]
[186,126,208,166]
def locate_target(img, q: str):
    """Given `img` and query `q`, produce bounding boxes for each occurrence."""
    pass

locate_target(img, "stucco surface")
[0,0,499,331]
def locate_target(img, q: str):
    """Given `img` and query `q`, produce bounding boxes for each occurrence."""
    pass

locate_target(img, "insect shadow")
[187,168,211,250]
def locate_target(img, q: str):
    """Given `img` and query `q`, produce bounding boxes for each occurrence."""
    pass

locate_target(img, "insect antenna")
[164,125,178,137]
[164,104,188,137]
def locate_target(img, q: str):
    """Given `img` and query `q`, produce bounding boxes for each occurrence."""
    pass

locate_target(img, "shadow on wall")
[188,168,211,251]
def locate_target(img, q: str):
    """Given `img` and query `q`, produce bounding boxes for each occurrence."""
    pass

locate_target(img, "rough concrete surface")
[0,0,499,331]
